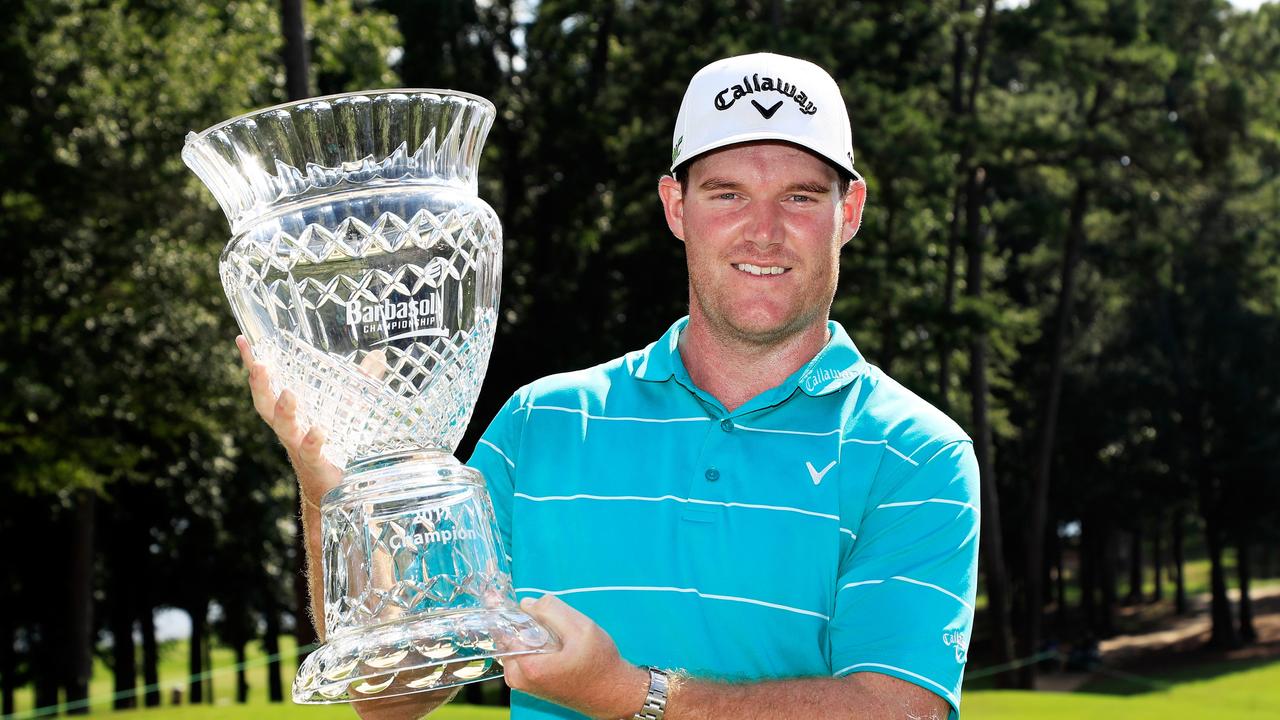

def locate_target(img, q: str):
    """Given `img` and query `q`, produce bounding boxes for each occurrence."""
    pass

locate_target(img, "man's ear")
[840,179,866,245]
[658,175,686,242]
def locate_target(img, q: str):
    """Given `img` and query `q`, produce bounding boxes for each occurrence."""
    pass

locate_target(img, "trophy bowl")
[183,89,558,704]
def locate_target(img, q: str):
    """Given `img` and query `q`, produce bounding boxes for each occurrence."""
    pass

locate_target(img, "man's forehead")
[688,140,839,182]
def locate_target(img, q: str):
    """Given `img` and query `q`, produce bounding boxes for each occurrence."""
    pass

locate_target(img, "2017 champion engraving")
[713,74,819,115]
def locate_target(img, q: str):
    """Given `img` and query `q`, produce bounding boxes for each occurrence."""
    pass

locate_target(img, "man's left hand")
[502,595,649,720]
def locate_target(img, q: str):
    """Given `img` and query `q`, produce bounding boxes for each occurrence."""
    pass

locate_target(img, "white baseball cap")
[671,52,859,179]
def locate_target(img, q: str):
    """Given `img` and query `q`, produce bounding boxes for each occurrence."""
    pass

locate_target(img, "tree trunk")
[1,611,15,716]
[65,491,95,715]
[188,602,207,704]
[1024,181,1089,683]
[1237,539,1256,643]
[1054,524,1067,632]
[109,596,137,710]
[1125,524,1143,605]
[1151,512,1163,602]
[280,0,318,661]
[204,627,214,704]
[109,508,138,710]
[280,0,310,101]
[264,604,284,703]
[878,196,899,375]
[33,506,69,711]
[234,639,250,703]
[1172,512,1187,615]
[938,186,961,411]
[937,0,994,413]
[962,167,1017,687]
[139,601,160,707]
[33,620,60,711]
[1203,515,1237,648]
[1079,516,1097,634]
[1099,522,1118,638]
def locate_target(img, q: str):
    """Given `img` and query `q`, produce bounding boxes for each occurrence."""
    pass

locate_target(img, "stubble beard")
[688,267,837,351]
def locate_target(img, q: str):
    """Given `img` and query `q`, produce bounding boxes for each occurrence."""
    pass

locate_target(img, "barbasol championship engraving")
[183,90,558,704]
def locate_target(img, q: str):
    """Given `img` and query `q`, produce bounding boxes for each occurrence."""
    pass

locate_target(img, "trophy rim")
[183,87,497,147]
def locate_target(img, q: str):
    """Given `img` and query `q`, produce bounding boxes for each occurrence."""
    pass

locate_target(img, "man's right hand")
[236,335,342,507]
[237,335,458,719]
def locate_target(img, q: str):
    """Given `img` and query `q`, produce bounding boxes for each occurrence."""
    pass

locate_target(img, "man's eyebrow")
[698,177,741,191]
[697,178,833,193]
[785,180,833,194]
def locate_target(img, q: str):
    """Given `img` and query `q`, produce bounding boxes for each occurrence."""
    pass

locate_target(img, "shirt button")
[704,467,720,482]
[720,419,734,432]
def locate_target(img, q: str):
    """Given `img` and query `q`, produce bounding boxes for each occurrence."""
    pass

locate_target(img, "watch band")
[632,667,669,720]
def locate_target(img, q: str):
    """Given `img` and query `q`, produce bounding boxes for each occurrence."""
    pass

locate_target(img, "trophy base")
[293,450,559,704]
[293,606,553,704]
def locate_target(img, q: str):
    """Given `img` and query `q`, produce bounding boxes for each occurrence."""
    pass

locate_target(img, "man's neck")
[678,316,830,413]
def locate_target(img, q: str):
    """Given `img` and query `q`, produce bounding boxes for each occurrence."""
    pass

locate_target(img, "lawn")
[7,637,1277,719]
[965,658,1279,719]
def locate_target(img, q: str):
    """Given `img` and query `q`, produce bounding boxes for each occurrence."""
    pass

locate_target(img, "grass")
[7,636,1278,719]
[3,705,509,719]
[965,657,1280,718]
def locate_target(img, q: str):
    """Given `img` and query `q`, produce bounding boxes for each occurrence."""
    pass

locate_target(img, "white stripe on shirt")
[839,576,972,611]
[875,498,978,513]
[514,585,829,620]
[513,492,840,521]
[840,438,920,466]
[520,405,710,423]
[477,438,515,468]
[736,424,842,437]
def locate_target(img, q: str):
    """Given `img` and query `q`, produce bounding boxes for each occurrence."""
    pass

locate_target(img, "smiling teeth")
[734,263,787,276]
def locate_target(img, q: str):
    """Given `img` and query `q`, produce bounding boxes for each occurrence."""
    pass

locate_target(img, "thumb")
[520,595,581,641]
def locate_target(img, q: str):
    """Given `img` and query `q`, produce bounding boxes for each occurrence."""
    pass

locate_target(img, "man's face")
[658,141,865,347]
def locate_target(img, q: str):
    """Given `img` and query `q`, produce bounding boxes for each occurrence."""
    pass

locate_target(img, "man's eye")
[790,194,814,203]
[716,192,739,200]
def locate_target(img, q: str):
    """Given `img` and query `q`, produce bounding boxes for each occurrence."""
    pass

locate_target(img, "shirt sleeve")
[463,389,527,560]
[829,439,980,718]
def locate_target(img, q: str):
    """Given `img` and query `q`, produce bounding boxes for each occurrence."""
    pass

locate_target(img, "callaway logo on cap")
[671,52,858,178]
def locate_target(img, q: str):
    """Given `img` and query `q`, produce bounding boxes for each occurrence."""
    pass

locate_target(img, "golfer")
[241,52,979,720]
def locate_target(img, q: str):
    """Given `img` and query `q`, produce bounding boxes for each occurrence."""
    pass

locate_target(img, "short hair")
[673,156,855,197]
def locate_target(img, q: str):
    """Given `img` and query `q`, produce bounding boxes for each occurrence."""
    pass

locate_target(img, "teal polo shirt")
[467,317,979,718]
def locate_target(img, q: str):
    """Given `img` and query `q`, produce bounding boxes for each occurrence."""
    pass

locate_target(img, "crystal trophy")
[183,90,558,703]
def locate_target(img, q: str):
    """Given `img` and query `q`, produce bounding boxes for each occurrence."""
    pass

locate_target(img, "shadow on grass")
[1077,655,1280,697]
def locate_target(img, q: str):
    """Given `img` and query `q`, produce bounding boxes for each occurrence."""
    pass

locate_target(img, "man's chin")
[719,315,807,347]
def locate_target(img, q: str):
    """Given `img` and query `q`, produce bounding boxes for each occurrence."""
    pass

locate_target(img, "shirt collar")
[630,316,865,398]
[631,316,687,382]
[794,320,865,397]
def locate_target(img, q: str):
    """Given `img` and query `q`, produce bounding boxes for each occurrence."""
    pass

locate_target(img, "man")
[241,53,979,720]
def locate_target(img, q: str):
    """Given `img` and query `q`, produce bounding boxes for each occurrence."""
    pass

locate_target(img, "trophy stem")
[292,452,558,704]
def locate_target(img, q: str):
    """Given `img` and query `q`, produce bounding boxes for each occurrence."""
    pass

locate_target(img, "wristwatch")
[632,667,670,720]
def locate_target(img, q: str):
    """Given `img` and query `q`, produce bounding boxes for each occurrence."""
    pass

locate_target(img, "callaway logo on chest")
[713,73,819,116]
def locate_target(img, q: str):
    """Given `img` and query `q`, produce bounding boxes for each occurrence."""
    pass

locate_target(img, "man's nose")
[745,200,784,248]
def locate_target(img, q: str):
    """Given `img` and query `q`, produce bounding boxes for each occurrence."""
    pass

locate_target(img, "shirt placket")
[681,409,738,523]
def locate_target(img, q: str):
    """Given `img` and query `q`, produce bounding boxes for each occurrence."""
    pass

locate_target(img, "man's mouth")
[732,262,790,277]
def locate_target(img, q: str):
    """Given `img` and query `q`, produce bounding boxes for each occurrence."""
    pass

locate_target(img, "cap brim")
[671,131,856,176]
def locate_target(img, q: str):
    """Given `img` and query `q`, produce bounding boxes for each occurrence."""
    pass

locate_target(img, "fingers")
[235,337,343,501]
[502,654,528,689]
[519,595,583,641]
[358,348,389,382]
[272,388,305,448]
[237,336,279,423]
